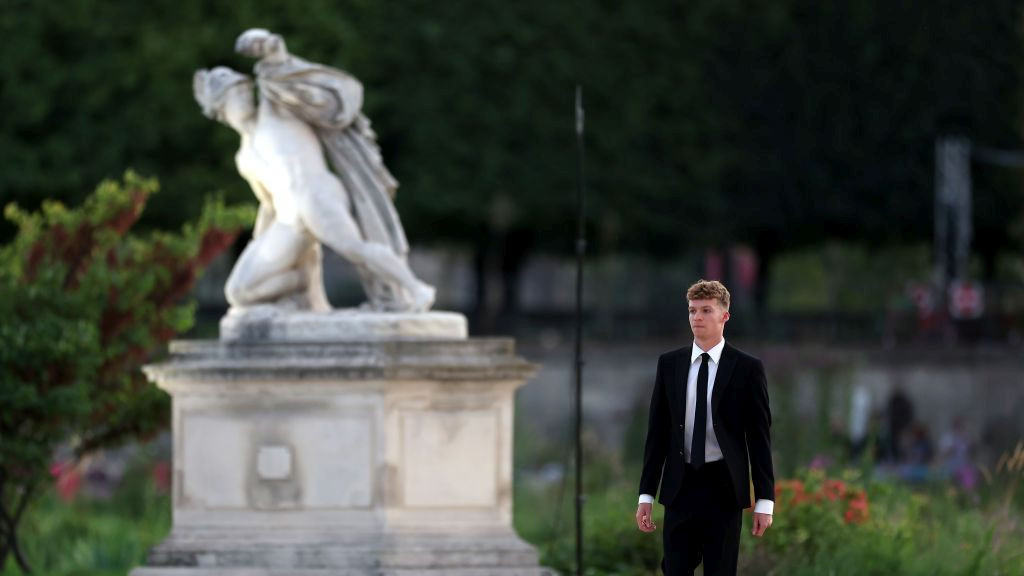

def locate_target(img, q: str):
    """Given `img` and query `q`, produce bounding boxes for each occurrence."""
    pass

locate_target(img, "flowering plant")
[751,468,871,562]
[775,474,869,525]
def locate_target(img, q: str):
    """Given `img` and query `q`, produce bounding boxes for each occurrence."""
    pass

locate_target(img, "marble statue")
[193,29,435,313]
[131,30,547,575]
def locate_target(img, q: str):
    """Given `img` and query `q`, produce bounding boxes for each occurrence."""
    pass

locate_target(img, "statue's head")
[193,67,254,125]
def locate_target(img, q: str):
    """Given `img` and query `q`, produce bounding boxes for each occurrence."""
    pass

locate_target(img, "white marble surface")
[193,29,435,313]
[219,307,468,342]
[133,337,545,574]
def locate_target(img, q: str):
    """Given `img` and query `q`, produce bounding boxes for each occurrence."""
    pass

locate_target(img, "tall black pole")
[573,85,587,576]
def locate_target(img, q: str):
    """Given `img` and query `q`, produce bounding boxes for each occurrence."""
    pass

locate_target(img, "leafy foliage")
[514,470,1023,576]
[0,453,170,576]
[0,173,252,572]
[739,468,1024,575]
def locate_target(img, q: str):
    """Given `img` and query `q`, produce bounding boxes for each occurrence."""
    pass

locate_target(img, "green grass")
[1,462,170,576]
[513,464,1024,576]
[4,438,1021,576]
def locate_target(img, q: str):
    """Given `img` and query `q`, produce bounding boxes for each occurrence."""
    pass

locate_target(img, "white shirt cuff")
[640,494,773,513]
[753,499,774,515]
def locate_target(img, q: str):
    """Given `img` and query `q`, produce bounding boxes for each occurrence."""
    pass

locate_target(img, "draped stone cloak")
[254,55,409,308]
[254,55,409,258]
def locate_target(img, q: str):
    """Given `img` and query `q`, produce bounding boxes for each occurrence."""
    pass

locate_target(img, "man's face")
[688,298,729,342]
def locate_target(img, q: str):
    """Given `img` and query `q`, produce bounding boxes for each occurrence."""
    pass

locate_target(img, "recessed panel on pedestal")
[401,409,498,507]
[182,410,373,509]
[291,415,373,507]
[182,414,249,508]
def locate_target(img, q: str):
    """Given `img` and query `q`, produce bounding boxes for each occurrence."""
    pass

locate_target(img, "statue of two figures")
[194,29,435,314]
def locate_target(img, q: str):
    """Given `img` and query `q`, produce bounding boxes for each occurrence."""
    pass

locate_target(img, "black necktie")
[691,352,710,468]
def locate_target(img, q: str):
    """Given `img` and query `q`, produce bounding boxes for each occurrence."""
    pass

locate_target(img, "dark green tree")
[0,0,363,236]
[695,0,1024,305]
[3,0,1022,316]
[357,0,1024,313]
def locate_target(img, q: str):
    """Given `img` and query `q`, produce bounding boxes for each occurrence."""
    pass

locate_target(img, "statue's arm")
[242,177,276,237]
[253,203,275,237]
[236,29,289,62]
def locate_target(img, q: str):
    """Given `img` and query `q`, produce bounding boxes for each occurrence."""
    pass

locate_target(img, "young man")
[635,280,774,575]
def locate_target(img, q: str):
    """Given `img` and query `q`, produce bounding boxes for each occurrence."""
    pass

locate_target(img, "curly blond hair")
[686,279,730,310]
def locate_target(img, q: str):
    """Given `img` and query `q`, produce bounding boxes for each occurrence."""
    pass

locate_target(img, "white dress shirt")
[639,339,774,515]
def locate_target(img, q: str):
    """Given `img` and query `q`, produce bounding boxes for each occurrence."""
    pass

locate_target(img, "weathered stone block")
[132,331,548,574]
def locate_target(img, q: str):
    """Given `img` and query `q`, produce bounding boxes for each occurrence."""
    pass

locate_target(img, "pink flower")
[775,480,804,504]
[843,490,869,524]
[49,460,69,478]
[808,455,832,470]
[823,479,846,501]
[50,460,82,502]
[152,460,171,492]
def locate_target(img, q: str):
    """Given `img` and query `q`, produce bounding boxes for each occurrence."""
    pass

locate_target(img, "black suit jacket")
[638,342,774,509]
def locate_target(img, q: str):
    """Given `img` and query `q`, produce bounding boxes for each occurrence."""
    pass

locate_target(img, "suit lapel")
[674,345,693,418]
[711,342,737,422]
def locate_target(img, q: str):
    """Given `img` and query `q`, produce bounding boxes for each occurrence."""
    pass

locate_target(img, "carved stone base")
[219,307,468,342]
[131,530,554,575]
[131,337,548,575]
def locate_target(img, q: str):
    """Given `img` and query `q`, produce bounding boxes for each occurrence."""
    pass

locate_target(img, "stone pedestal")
[132,312,551,575]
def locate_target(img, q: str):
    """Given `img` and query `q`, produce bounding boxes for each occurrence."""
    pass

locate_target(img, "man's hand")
[636,503,656,532]
[752,512,772,537]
